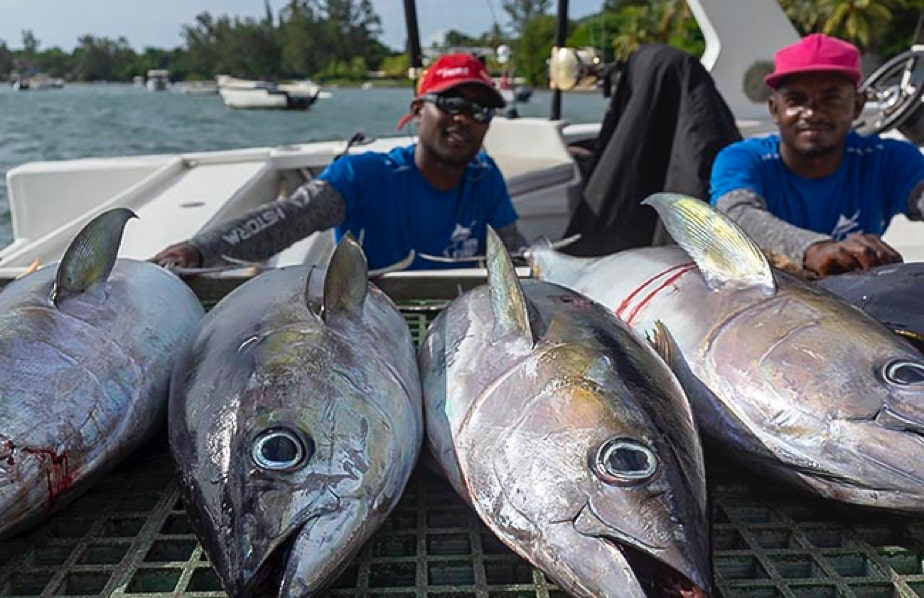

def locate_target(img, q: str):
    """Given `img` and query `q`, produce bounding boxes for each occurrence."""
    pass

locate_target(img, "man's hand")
[150,242,202,270]
[803,234,903,277]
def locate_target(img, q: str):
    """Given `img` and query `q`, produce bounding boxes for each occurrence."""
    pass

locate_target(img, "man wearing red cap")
[710,33,924,276]
[152,53,520,271]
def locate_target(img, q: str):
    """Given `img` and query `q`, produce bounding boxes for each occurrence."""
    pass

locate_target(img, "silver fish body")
[529,194,924,513]
[169,236,422,597]
[419,229,710,597]
[0,208,204,537]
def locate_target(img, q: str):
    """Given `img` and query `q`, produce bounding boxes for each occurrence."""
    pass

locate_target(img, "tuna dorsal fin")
[322,233,368,320]
[52,208,137,306]
[486,226,533,345]
[643,193,775,292]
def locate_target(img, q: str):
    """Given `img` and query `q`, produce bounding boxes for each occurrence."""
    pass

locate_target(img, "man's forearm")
[190,179,346,266]
[496,223,526,253]
[714,189,829,264]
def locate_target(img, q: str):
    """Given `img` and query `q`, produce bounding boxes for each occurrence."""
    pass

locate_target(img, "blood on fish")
[617,263,697,325]
[22,448,73,499]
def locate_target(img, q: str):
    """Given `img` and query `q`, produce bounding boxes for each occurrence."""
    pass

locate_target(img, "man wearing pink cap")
[152,53,521,271]
[710,33,924,276]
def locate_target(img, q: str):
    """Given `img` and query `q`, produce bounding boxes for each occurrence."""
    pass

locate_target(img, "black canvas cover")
[564,44,742,256]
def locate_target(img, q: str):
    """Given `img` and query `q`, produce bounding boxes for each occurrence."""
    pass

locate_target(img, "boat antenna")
[551,0,569,120]
[403,0,423,89]
[486,0,499,31]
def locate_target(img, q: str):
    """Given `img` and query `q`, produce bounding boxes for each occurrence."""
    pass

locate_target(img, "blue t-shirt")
[710,131,924,239]
[319,145,518,270]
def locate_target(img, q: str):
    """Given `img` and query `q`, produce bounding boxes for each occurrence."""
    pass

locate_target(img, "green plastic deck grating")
[2,304,924,597]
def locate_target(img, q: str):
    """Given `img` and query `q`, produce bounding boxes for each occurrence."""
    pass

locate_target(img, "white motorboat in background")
[9,71,64,91]
[216,75,327,110]
[146,69,170,91]
[0,0,922,282]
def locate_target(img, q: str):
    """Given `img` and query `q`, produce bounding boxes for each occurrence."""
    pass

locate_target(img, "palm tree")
[820,0,893,48]
[610,5,656,60]
[654,0,693,40]
[779,0,830,34]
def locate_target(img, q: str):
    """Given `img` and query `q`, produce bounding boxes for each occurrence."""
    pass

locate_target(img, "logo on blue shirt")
[831,210,861,240]
[445,221,478,258]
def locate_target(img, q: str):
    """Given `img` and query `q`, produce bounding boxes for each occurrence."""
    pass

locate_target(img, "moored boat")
[145,69,170,91]
[216,74,324,110]
[9,71,64,91]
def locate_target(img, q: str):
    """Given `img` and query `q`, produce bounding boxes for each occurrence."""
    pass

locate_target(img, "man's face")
[769,72,864,159]
[414,84,495,167]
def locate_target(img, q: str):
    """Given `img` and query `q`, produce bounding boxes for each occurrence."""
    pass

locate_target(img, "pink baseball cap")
[764,33,862,89]
[397,53,505,130]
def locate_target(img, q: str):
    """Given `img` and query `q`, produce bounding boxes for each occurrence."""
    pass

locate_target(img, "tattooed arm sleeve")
[496,223,526,253]
[189,179,347,267]
[714,188,829,264]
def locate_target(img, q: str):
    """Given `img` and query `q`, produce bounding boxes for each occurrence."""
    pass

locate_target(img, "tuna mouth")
[602,538,708,598]
[233,524,304,597]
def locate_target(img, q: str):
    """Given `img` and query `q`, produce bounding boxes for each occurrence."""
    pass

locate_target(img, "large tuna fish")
[528,193,924,513]
[169,235,422,597]
[0,208,204,537]
[419,228,711,597]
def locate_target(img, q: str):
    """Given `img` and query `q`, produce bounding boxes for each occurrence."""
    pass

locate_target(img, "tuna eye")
[252,428,312,471]
[593,438,658,485]
[884,360,924,386]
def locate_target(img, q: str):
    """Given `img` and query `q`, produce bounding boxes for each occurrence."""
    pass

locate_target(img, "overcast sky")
[0,0,602,52]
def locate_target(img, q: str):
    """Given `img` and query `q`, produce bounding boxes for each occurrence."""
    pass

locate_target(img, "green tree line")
[1,0,920,85]
[1,0,392,83]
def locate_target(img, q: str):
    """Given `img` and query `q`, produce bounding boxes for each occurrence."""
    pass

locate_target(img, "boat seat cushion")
[493,155,576,197]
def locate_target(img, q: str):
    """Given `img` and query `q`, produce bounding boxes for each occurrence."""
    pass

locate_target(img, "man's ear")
[853,88,866,119]
[768,94,780,124]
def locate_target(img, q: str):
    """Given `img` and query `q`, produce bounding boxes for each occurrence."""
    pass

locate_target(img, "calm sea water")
[0,84,610,246]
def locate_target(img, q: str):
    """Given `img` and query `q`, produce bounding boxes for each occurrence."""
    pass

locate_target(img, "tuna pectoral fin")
[52,207,137,305]
[322,233,368,319]
[486,226,535,346]
[642,192,775,293]
[647,321,706,395]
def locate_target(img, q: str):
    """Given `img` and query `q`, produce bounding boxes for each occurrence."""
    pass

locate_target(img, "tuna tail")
[642,193,775,293]
[523,237,587,288]
[322,232,368,319]
[51,207,137,306]
[486,226,535,346]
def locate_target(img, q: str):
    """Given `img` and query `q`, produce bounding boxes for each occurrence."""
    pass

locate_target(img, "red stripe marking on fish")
[615,262,695,319]
[618,263,697,326]
[22,448,73,499]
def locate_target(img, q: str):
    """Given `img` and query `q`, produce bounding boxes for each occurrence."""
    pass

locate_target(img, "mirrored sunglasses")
[420,93,495,123]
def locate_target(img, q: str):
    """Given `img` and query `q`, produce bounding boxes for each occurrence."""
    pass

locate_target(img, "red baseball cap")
[397,53,506,130]
[764,33,862,89]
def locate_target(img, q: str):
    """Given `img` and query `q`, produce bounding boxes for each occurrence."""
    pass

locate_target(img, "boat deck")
[1,276,923,597]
